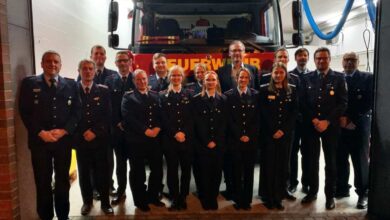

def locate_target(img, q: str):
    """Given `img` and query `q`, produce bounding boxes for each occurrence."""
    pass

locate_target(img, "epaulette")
[289,73,298,78]
[124,90,134,95]
[193,92,201,98]
[185,82,195,86]
[149,90,158,94]
[97,84,108,89]
[261,73,271,77]
[288,83,296,88]
[260,83,269,88]
[64,77,75,81]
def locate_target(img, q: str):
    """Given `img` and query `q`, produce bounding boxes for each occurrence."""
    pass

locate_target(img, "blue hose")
[302,0,355,40]
[365,0,376,29]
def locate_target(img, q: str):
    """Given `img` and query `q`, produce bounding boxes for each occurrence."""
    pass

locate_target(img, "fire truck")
[108,0,301,75]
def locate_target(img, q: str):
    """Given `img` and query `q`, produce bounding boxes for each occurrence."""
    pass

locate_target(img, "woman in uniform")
[160,65,194,211]
[259,62,298,210]
[225,68,259,210]
[192,71,227,210]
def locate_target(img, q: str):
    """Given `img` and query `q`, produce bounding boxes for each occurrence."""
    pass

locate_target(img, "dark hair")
[314,47,331,58]
[294,47,309,58]
[90,45,106,55]
[41,50,61,62]
[274,47,289,59]
[115,51,130,60]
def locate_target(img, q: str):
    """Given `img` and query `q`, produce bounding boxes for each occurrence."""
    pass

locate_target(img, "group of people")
[19,40,372,220]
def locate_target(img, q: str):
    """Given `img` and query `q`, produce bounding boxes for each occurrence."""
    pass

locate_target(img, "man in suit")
[121,69,165,212]
[288,48,310,194]
[104,51,135,205]
[75,59,113,215]
[148,53,169,92]
[300,47,348,210]
[217,40,259,93]
[19,50,81,220]
[216,40,259,200]
[336,52,373,209]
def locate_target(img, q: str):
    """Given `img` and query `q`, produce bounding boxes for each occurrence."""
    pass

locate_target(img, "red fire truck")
[108,0,300,75]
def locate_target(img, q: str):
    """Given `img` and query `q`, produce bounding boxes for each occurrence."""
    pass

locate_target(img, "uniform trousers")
[111,127,128,196]
[31,138,72,220]
[336,115,371,196]
[289,121,309,189]
[302,124,340,198]
[128,139,163,206]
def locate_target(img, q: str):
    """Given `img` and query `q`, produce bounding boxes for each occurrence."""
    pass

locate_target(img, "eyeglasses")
[343,58,358,62]
[116,59,129,63]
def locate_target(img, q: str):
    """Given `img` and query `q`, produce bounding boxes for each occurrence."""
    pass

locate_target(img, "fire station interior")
[4,0,390,219]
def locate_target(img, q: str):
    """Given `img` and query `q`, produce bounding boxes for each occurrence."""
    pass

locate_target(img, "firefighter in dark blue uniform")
[336,52,373,209]
[104,51,135,205]
[160,65,194,211]
[121,69,164,212]
[301,47,348,210]
[185,62,207,94]
[289,48,310,194]
[258,48,298,201]
[225,68,259,210]
[259,62,298,210]
[193,71,227,210]
[148,53,169,92]
[19,51,81,220]
[74,59,113,215]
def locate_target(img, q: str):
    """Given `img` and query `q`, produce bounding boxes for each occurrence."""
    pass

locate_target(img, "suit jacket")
[19,74,81,148]
[77,67,117,84]
[148,73,169,92]
[104,73,135,127]
[217,64,259,93]
[301,69,348,126]
[121,90,162,143]
[74,83,112,148]
[344,70,373,124]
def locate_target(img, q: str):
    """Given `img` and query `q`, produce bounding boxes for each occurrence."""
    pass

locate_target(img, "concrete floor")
[66,152,367,219]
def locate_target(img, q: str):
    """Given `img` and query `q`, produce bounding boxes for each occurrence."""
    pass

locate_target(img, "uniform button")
[149,119,152,121]
[149,125,152,128]
[318,113,321,116]
[242,113,246,117]
[318,105,321,107]
[177,119,181,122]
[318,96,322,99]
[87,104,90,107]
[149,106,152,109]
[177,111,180,114]
[53,124,56,127]
[211,127,214,130]
[87,120,91,123]
[53,97,56,101]
[243,122,246,125]
[319,88,322,91]
[178,128,181,131]
[53,106,56,109]
[242,105,245,108]
[177,103,179,106]
[86,112,90,115]
[210,118,214,121]
[53,115,57,118]
[243,130,246,133]
[278,121,281,124]
[279,114,282,117]
[149,112,152,115]
[280,101,283,104]
[279,108,282,111]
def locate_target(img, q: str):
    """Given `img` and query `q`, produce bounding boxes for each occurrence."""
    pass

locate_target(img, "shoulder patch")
[185,82,195,86]
[64,77,75,81]
[288,83,296,88]
[262,73,271,77]
[193,92,201,98]
[260,83,269,88]
[124,90,134,95]
[289,73,298,78]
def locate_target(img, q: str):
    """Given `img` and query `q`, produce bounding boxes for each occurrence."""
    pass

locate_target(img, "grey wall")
[369,0,390,218]
[7,0,37,219]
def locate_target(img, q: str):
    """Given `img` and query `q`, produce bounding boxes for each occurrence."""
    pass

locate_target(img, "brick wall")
[0,0,20,219]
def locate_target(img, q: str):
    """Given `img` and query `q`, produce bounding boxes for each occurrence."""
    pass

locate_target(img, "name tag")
[268,95,276,100]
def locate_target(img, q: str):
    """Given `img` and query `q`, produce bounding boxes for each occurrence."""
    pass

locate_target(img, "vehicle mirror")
[292,0,302,31]
[108,1,119,32]
[108,34,119,47]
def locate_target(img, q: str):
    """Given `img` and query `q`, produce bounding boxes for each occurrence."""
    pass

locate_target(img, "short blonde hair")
[201,71,222,97]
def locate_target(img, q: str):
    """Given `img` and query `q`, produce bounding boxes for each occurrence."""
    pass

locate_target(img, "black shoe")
[81,203,92,216]
[101,205,114,214]
[137,204,150,212]
[180,201,187,210]
[93,190,101,200]
[263,201,274,210]
[168,201,180,211]
[274,201,284,210]
[356,196,368,209]
[111,194,126,205]
[285,190,297,201]
[241,204,251,210]
[233,203,241,210]
[301,194,317,204]
[335,191,350,199]
[302,185,309,194]
[150,199,165,207]
[326,198,335,210]
[288,185,297,193]
[220,190,233,200]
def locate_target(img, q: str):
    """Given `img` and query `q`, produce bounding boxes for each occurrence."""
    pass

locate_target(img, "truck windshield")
[131,0,282,53]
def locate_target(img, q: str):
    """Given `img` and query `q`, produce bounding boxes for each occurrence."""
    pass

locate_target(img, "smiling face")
[238,70,250,89]
[41,53,62,78]
[169,69,184,87]
[134,70,148,92]
[194,66,206,83]
[271,67,287,85]
[342,52,359,74]
[229,42,245,65]
[204,72,218,91]
[90,47,106,68]
[153,56,168,76]
[275,50,289,65]
[314,51,331,72]
[115,53,130,76]
[295,50,309,68]
[79,61,96,84]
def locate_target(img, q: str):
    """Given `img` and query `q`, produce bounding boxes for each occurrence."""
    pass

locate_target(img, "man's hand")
[145,128,154,137]
[272,130,284,139]
[315,120,329,133]
[312,118,320,127]
[50,129,68,140]
[83,129,96,142]
[117,122,124,131]
[38,130,58,142]
[207,141,216,149]
[175,132,186,143]
[240,135,250,143]
[152,127,161,137]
